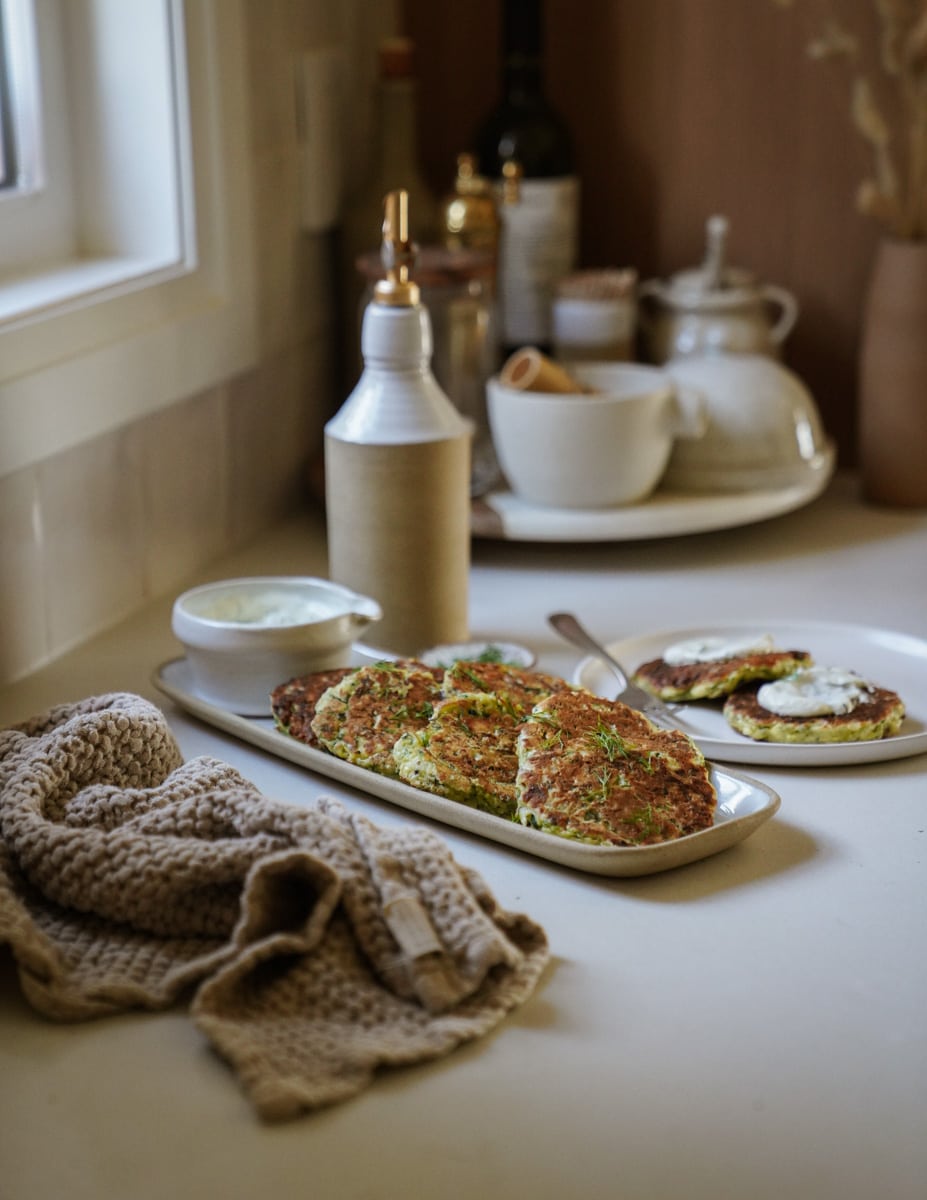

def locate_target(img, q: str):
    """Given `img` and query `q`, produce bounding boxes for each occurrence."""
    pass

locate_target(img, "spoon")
[547,611,695,733]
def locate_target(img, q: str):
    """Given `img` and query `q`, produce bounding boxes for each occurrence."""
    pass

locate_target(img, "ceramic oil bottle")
[325,190,472,655]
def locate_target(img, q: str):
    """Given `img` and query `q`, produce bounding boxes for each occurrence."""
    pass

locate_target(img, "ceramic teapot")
[638,216,798,363]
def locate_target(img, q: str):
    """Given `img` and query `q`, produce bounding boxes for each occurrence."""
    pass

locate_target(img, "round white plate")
[471,446,834,542]
[573,619,927,766]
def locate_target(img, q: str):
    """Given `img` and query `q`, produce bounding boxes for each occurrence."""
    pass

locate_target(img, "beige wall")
[0,0,398,686]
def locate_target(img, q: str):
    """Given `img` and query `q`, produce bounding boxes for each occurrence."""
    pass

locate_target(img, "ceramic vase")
[858,237,927,507]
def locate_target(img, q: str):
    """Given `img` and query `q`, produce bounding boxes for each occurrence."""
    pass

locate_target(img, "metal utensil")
[548,611,694,733]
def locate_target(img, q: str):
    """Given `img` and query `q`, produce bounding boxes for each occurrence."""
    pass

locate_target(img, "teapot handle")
[761,284,799,345]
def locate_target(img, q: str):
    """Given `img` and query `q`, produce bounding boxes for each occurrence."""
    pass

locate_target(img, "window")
[0,0,43,195]
[0,0,256,477]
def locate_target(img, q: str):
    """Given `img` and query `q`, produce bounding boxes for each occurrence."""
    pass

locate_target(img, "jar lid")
[664,265,759,308]
[556,268,637,300]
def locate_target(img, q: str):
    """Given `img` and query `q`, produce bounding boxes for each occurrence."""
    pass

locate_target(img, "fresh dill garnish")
[586,720,658,772]
[596,764,612,792]
[586,721,631,761]
[458,665,489,692]
[496,693,521,721]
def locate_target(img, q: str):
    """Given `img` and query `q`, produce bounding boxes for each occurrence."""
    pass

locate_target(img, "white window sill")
[0,255,187,326]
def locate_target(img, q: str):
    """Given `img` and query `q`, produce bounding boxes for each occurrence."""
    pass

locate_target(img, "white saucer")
[471,444,834,542]
[418,640,536,669]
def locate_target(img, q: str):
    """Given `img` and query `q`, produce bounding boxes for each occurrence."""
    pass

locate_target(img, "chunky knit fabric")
[0,694,549,1121]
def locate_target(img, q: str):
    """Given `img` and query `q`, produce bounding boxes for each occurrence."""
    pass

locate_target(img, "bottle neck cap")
[502,0,542,57]
[501,0,544,104]
[373,190,420,307]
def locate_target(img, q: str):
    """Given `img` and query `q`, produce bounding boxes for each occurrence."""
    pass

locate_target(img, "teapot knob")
[701,214,729,291]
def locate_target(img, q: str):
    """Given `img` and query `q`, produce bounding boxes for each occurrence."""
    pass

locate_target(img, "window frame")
[0,0,257,478]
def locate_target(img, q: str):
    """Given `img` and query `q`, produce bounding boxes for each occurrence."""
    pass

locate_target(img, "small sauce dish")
[172,576,382,714]
[418,640,536,669]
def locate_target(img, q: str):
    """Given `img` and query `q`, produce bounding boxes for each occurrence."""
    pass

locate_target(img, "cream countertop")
[1,473,925,1200]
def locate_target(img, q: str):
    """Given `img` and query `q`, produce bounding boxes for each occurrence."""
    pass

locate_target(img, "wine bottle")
[476,0,579,355]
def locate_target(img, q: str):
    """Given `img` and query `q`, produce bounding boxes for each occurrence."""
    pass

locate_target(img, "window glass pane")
[0,4,14,186]
[0,0,43,198]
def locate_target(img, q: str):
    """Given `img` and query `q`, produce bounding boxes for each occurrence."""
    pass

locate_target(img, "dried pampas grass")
[775,0,927,239]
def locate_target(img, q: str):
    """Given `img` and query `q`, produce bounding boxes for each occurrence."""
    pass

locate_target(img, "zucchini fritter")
[310,662,444,776]
[633,649,812,702]
[516,691,716,846]
[443,660,579,715]
[723,681,905,743]
[271,667,358,747]
[393,691,522,818]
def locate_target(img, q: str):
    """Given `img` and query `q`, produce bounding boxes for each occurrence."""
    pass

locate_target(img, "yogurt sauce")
[203,594,334,627]
[663,633,775,666]
[757,666,872,717]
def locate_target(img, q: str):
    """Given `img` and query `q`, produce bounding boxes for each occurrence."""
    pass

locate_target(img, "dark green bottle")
[476,0,579,354]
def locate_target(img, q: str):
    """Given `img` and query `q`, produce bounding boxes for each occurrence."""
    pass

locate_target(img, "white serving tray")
[153,657,780,878]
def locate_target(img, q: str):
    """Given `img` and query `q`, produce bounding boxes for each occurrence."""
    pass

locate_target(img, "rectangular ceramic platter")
[154,657,781,878]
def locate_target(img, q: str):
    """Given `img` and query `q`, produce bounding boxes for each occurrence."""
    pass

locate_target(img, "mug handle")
[762,284,799,345]
[670,385,709,440]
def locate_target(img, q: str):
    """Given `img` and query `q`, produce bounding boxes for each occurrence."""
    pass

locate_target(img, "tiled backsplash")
[0,340,330,684]
[0,0,398,685]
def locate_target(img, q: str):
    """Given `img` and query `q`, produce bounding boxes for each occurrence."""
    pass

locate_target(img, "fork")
[548,611,696,733]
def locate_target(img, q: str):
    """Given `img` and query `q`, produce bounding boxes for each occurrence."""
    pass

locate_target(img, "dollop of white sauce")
[203,594,333,627]
[663,633,776,666]
[757,666,872,717]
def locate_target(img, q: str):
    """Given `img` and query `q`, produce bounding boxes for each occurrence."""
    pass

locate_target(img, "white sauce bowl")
[171,576,382,715]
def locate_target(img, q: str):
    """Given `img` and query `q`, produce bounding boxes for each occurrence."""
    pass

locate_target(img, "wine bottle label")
[498,176,579,345]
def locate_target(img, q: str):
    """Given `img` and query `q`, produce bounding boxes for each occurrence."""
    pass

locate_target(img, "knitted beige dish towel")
[0,693,549,1121]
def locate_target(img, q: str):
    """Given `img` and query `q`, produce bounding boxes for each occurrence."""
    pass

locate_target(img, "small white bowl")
[172,576,382,715]
[418,640,537,669]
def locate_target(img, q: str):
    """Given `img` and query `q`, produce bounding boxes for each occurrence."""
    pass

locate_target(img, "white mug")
[487,362,707,509]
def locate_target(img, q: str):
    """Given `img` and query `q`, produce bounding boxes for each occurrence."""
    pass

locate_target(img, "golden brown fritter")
[310,661,445,776]
[271,667,358,747]
[723,682,905,743]
[393,691,522,818]
[516,691,716,846]
[443,660,579,715]
[633,649,812,702]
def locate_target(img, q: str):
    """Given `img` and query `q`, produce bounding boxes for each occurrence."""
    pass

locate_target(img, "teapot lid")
[664,215,759,306]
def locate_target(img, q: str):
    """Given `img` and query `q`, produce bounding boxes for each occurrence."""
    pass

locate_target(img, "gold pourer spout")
[374,189,420,307]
